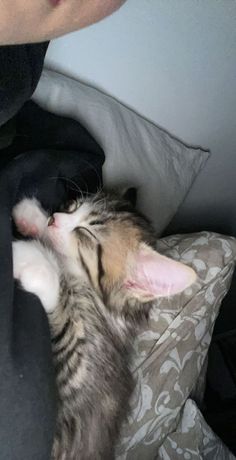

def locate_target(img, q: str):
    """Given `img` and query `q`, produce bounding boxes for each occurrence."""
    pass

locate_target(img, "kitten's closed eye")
[89,220,105,226]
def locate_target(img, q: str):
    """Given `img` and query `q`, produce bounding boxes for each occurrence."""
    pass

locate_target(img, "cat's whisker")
[78,158,103,192]
[49,176,84,198]
[49,176,101,201]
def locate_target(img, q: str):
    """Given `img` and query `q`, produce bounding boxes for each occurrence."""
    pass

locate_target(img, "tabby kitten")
[12,191,196,460]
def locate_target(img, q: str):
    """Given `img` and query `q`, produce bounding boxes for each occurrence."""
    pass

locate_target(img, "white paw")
[13,198,48,238]
[13,240,60,313]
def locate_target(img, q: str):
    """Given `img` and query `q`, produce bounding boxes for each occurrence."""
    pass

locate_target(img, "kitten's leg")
[12,198,48,238]
[13,240,60,313]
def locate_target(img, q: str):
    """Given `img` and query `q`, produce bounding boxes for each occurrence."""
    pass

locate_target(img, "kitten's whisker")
[49,176,84,199]
[49,176,101,200]
[78,158,103,192]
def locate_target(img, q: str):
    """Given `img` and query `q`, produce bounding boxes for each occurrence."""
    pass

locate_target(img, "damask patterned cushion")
[116,232,236,460]
[159,399,236,460]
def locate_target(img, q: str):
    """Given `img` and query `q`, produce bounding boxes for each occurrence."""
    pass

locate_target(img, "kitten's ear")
[124,244,196,302]
[122,187,137,208]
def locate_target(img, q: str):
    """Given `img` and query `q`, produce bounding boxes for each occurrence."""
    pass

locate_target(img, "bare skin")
[0,0,126,45]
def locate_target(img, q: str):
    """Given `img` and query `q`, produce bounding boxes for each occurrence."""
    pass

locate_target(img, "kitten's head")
[47,190,196,314]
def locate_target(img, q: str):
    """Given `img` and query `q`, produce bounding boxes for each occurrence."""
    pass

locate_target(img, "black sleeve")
[0,100,104,459]
[0,42,48,126]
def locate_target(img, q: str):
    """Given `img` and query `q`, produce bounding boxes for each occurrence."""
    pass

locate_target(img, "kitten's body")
[51,274,134,460]
[12,192,196,460]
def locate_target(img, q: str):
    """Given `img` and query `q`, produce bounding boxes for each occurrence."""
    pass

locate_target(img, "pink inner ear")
[125,249,196,298]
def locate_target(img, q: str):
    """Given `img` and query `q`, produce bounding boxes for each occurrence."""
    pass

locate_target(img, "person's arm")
[0,0,126,45]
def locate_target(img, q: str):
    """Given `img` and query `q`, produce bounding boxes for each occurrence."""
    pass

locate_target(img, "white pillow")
[33,69,209,234]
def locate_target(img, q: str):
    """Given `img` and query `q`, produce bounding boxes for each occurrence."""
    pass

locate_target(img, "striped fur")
[13,191,185,459]
[47,192,157,459]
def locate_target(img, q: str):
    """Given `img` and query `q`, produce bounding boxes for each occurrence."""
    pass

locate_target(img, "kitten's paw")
[13,198,48,238]
[13,240,59,313]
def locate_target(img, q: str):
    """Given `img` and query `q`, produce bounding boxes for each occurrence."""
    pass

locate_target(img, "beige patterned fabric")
[159,399,236,460]
[116,232,236,460]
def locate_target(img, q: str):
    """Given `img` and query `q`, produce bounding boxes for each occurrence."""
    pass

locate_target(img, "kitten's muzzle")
[47,212,78,231]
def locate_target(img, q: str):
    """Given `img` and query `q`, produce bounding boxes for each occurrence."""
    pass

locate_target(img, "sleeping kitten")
[12,191,196,460]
